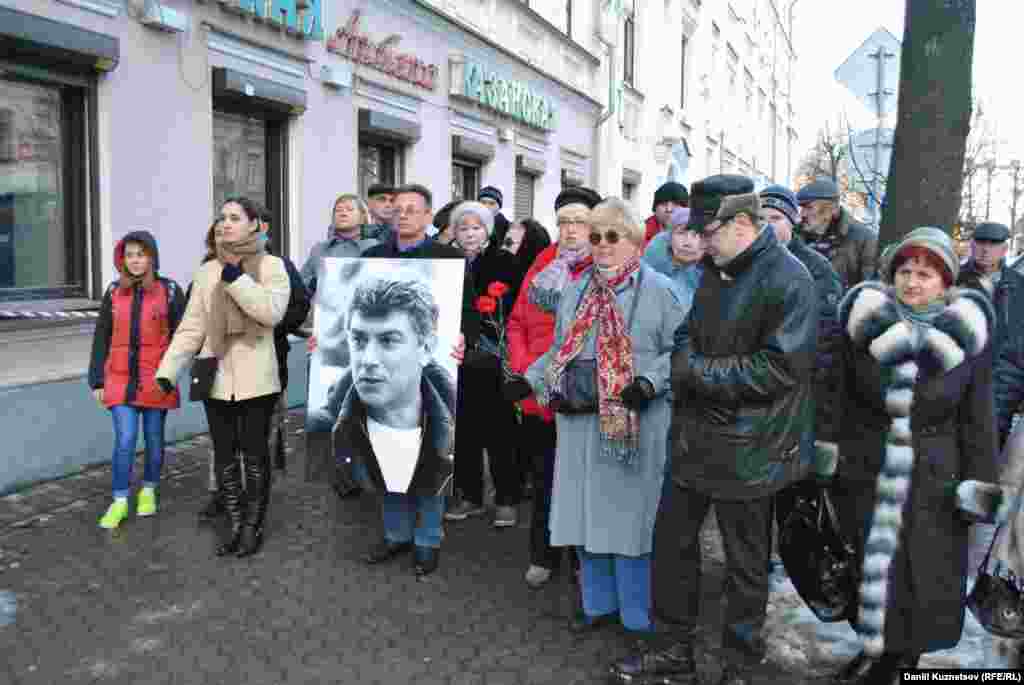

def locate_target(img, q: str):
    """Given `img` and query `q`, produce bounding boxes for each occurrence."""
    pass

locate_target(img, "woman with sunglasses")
[523,197,685,637]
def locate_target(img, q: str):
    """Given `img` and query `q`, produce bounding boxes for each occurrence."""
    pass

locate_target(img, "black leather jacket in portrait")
[670,227,818,500]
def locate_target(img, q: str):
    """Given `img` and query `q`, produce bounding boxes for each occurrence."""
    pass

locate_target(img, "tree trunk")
[878,0,975,248]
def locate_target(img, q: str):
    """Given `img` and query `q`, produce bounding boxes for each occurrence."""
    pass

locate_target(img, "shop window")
[622,180,636,202]
[358,139,404,201]
[514,170,536,221]
[0,75,89,302]
[451,160,480,202]
[212,109,288,257]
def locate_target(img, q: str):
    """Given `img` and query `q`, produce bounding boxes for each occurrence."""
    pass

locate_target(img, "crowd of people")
[86,171,1024,684]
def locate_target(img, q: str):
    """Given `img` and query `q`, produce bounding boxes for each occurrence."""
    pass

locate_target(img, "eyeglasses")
[589,230,621,246]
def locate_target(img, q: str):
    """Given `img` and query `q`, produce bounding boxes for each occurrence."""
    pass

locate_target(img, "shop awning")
[212,68,307,115]
[0,7,119,73]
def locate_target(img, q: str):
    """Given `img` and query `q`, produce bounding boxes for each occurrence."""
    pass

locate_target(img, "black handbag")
[553,269,644,415]
[188,356,218,402]
[966,517,1024,638]
[776,479,858,622]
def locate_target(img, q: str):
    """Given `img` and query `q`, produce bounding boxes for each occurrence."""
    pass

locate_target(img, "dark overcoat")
[834,282,997,655]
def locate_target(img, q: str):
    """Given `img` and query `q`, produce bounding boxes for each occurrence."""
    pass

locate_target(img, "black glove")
[156,378,175,395]
[548,392,566,414]
[502,375,533,402]
[620,378,656,411]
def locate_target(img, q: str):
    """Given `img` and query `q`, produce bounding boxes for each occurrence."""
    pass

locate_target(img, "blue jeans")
[381,493,445,549]
[110,405,167,498]
[577,549,653,632]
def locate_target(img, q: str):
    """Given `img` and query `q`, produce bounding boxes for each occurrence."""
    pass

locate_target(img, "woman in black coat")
[827,227,998,684]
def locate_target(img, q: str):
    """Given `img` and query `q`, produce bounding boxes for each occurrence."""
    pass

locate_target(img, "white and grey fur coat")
[837,281,997,656]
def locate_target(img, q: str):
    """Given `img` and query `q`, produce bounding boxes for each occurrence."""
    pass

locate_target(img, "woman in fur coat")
[828,226,999,684]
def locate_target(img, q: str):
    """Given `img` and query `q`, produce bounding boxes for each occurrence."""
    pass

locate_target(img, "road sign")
[834,27,901,117]
[848,127,894,193]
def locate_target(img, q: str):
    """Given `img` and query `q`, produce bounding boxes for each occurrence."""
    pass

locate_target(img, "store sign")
[228,0,323,39]
[327,11,438,91]
[461,60,556,131]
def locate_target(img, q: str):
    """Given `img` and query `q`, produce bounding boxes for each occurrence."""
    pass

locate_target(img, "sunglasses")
[589,230,621,245]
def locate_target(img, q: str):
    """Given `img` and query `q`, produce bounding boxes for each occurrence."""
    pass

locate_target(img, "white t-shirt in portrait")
[367,416,423,493]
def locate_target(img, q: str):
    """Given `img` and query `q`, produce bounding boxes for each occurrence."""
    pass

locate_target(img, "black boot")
[609,632,698,684]
[237,452,269,558]
[215,458,244,557]
[197,492,224,523]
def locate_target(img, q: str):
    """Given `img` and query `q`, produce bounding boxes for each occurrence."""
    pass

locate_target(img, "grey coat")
[526,264,684,557]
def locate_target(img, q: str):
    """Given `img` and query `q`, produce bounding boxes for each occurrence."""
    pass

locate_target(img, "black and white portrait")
[305,258,463,494]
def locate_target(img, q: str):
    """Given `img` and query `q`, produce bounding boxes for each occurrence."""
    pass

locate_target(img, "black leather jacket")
[670,227,818,499]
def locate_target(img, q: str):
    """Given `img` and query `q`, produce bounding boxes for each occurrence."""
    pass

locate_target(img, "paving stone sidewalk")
[0,410,1004,684]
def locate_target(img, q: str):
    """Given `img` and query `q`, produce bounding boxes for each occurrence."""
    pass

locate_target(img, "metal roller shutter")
[514,170,535,221]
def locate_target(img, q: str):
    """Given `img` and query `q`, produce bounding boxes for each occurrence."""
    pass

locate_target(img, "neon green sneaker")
[136,488,157,517]
[99,499,129,529]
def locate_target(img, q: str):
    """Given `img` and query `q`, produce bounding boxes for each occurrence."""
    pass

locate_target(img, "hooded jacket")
[88,231,185,409]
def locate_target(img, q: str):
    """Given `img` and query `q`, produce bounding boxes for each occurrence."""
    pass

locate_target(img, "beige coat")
[156,256,290,401]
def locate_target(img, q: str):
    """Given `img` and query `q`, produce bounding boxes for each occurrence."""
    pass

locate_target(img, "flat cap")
[973,221,1010,242]
[715,193,761,224]
[687,174,755,232]
[555,186,602,211]
[796,178,839,205]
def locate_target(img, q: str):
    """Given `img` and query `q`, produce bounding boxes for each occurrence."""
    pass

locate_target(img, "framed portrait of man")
[304,258,463,495]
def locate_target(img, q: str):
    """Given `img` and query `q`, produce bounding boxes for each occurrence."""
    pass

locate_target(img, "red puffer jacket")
[643,215,662,246]
[506,244,588,421]
[88,231,185,409]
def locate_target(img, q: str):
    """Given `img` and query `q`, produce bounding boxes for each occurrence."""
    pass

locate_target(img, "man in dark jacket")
[797,178,878,288]
[478,185,511,244]
[644,181,689,245]
[957,221,1023,356]
[617,178,818,685]
[364,183,397,241]
[356,183,479,577]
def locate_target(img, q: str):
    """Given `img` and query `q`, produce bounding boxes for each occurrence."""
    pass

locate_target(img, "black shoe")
[235,524,264,558]
[568,611,618,634]
[609,639,697,684]
[364,540,413,565]
[413,546,440,576]
[198,493,224,523]
[215,526,242,557]
[833,651,876,684]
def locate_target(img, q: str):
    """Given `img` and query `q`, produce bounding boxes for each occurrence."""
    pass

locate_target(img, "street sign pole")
[867,44,896,224]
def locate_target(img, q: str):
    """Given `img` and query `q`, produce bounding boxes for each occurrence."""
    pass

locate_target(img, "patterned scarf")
[801,220,843,262]
[528,243,592,313]
[544,255,641,465]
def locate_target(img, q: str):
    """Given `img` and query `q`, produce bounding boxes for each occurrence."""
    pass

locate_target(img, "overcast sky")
[791,1,1020,223]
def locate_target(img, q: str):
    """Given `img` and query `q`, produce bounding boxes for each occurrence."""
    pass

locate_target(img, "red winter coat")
[89,232,185,409]
[506,244,588,421]
[643,215,662,246]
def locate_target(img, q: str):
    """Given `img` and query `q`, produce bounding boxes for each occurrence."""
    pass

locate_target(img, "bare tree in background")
[798,116,849,184]
[878,0,976,248]
[960,101,997,227]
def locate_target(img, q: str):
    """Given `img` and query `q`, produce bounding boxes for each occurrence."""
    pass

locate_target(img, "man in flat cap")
[365,183,397,241]
[796,177,878,288]
[959,222,1022,340]
[614,176,817,685]
[644,181,690,246]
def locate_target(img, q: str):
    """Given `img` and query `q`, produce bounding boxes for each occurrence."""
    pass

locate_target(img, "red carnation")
[476,295,498,314]
[487,281,510,298]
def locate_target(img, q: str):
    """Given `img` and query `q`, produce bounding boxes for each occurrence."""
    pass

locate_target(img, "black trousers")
[204,394,279,517]
[521,415,558,568]
[651,482,773,666]
[454,363,522,507]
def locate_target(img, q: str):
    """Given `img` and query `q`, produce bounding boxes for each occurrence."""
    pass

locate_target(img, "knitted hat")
[889,226,959,284]
[796,178,840,205]
[715,193,761,225]
[366,183,395,198]
[973,221,1010,243]
[652,181,689,212]
[478,186,503,208]
[687,174,755,232]
[555,186,602,211]
[759,184,799,227]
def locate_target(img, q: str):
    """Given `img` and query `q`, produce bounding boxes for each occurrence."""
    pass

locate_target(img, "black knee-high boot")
[215,457,244,556]
[237,452,269,557]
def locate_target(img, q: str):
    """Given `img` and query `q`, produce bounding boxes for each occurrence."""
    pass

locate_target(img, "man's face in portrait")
[348,309,432,414]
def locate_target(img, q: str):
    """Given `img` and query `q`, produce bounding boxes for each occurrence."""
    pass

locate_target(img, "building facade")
[0,0,602,492]
[594,0,800,213]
